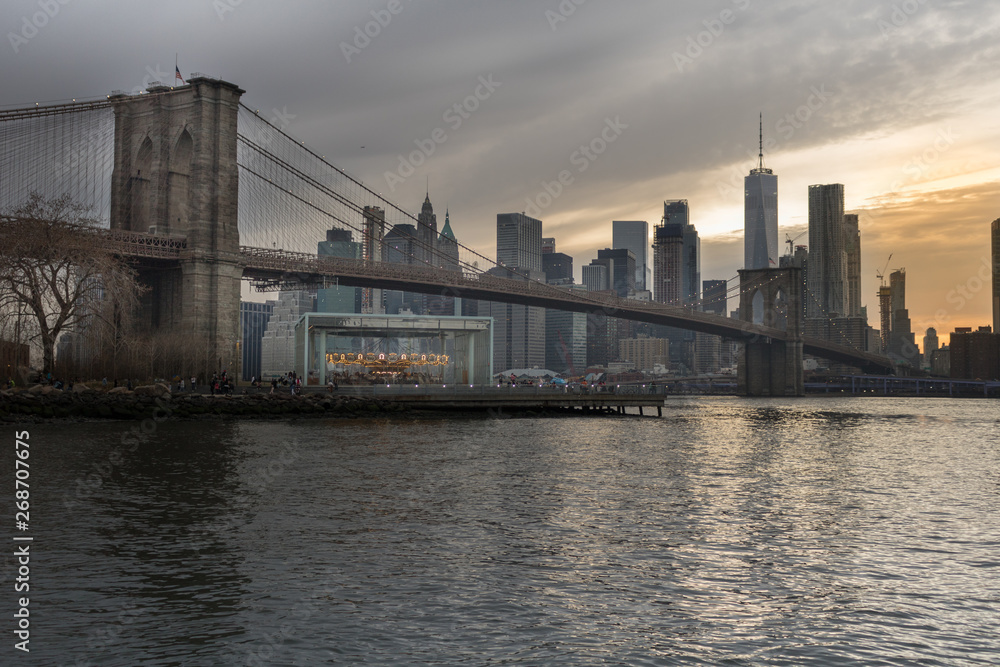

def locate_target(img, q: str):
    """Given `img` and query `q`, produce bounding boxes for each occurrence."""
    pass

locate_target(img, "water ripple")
[6,397,999,665]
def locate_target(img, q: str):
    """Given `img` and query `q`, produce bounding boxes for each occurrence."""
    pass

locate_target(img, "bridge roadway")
[0,218,893,373]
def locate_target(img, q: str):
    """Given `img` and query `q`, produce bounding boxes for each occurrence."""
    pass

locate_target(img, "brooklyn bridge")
[0,76,894,395]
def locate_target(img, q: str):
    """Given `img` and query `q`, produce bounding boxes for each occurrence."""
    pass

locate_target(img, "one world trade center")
[744,114,778,270]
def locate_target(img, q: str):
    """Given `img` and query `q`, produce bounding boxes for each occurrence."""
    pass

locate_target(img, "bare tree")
[0,193,145,376]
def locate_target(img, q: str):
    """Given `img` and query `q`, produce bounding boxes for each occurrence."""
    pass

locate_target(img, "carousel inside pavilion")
[294,314,493,386]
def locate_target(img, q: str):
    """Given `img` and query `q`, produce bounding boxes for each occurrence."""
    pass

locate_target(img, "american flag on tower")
[175,66,185,85]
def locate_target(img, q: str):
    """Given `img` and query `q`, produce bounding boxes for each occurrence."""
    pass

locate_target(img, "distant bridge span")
[238,246,895,374]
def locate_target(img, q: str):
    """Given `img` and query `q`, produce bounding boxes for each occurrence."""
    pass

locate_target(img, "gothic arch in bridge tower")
[167,128,192,236]
[130,135,153,234]
[774,287,788,331]
[737,267,804,396]
[751,289,764,325]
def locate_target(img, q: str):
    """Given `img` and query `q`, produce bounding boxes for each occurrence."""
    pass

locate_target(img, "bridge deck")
[238,247,894,373]
[0,216,895,374]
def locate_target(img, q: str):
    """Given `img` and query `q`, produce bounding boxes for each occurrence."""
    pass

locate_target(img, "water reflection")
[4,397,998,665]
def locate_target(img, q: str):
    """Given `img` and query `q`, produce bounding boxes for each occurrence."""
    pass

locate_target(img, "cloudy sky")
[4,0,999,344]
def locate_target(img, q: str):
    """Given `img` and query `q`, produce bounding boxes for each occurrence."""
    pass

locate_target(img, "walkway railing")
[100,229,188,259]
[284,383,671,398]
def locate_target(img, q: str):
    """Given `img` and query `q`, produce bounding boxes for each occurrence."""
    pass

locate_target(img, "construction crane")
[876,253,893,286]
[784,231,806,256]
[876,253,893,352]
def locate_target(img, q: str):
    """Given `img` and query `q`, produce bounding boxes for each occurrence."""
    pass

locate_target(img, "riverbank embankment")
[0,383,406,422]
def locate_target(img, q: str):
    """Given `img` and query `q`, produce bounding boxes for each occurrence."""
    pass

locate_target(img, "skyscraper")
[744,115,779,270]
[683,221,701,305]
[594,248,636,298]
[487,271,546,371]
[436,210,460,272]
[844,213,862,318]
[661,200,701,305]
[490,213,545,371]
[923,327,939,369]
[582,263,609,292]
[240,301,274,381]
[652,217,691,372]
[888,269,915,363]
[992,218,999,333]
[806,184,847,319]
[612,220,649,291]
[663,199,689,227]
[316,228,362,314]
[652,220,683,305]
[427,210,460,315]
[383,222,423,315]
[950,326,1000,380]
[497,212,543,272]
[546,303,587,374]
[416,193,437,267]
[542,252,573,284]
[702,279,728,316]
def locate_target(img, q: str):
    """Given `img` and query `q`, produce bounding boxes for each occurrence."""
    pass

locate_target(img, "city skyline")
[3,1,998,343]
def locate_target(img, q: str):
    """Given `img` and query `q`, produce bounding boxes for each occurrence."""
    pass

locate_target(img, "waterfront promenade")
[0,382,667,421]
[306,383,667,416]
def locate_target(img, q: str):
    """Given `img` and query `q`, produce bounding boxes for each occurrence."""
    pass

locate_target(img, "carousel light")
[325,350,450,371]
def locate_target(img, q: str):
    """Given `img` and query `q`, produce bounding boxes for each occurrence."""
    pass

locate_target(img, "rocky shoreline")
[0,383,407,422]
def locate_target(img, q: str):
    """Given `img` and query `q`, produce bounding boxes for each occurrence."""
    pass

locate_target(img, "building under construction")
[878,268,916,366]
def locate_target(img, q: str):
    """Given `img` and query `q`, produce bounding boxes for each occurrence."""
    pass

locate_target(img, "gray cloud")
[3,0,998,288]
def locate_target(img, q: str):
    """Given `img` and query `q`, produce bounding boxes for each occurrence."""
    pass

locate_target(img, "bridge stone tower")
[110,77,245,376]
[737,267,804,396]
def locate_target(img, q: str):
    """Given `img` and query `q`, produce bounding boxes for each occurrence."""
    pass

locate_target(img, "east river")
[4,397,999,665]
